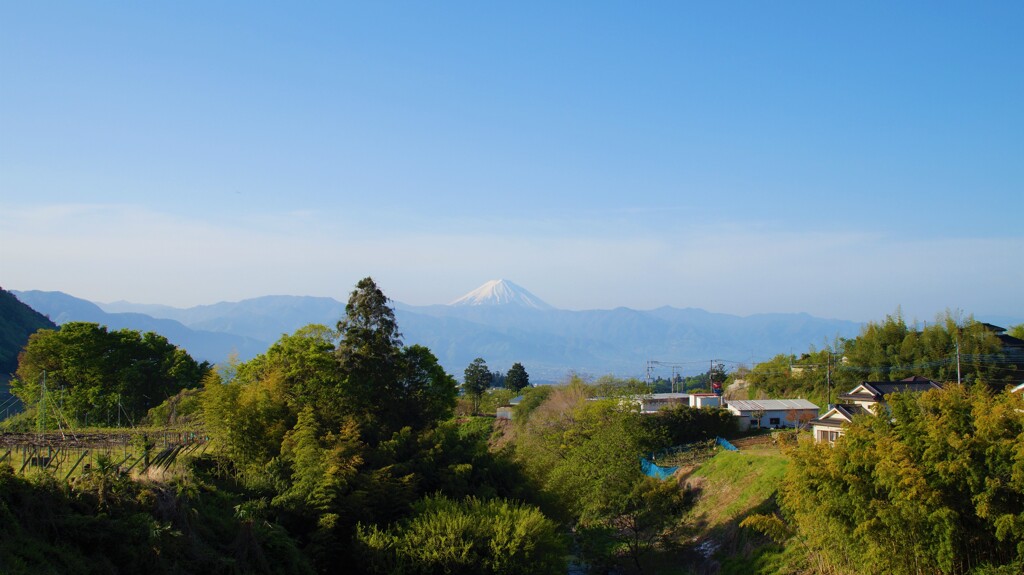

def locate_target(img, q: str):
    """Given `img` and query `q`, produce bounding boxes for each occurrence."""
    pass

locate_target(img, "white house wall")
[733,409,819,431]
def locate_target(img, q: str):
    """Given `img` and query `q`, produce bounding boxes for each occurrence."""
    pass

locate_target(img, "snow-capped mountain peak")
[449,280,553,310]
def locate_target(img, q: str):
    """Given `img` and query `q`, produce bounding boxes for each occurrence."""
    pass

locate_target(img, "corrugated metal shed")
[726,399,818,411]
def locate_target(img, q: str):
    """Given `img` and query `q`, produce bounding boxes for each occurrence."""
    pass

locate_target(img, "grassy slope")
[682,446,791,573]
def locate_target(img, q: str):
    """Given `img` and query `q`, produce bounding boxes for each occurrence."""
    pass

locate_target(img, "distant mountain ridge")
[13,290,268,364]
[12,281,876,382]
[100,295,348,344]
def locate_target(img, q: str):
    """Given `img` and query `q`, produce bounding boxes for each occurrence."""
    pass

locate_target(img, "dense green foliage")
[510,380,716,570]
[743,350,835,406]
[641,404,737,446]
[356,495,566,574]
[842,312,1011,385]
[142,387,204,427]
[512,384,553,421]
[476,387,516,415]
[746,311,1019,402]
[9,322,208,428]
[776,385,1024,574]
[0,462,312,575]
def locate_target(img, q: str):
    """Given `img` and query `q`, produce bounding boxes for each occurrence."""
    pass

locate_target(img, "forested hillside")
[742,310,1023,406]
[1,287,57,417]
[0,287,56,377]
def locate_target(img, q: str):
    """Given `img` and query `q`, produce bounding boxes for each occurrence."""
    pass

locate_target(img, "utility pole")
[789,356,833,407]
[956,336,962,385]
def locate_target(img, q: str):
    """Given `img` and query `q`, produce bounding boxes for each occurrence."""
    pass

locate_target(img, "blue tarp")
[716,437,739,451]
[641,437,739,480]
[640,456,679,480]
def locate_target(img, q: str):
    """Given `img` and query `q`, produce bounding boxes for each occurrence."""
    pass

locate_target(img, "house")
[983,324,1024,387]
[810,375,942,443]
[809,404,871,444]
[635,392,690,414]
[496,395,524,420]
[689,393,721,409]
[981,323,1024,355]
[725,399,819,431]
[837,376,942,413]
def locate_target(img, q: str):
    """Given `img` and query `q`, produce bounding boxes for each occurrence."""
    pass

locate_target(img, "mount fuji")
[449,279,553,310]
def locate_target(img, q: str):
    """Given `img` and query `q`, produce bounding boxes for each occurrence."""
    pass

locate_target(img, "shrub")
[357,495,566,575]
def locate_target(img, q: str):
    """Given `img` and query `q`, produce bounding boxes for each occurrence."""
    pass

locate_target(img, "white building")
[635,393,690,414]
[810,376,942,443]
[689,393,721,409]
[725,399,819,431]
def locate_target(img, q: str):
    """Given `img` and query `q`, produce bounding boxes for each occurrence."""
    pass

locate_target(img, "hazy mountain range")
[10,280,882,382]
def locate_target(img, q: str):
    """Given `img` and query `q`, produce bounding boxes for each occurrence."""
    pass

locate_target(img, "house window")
[769,417,780,426]
[817,429,842,443]
[750,419,758,426]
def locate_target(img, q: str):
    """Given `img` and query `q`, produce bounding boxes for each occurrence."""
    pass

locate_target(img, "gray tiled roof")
[726,399,818,412]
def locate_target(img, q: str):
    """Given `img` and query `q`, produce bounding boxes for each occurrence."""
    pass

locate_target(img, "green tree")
[11,322,207,427]
[200,325,345,482]
[608,476,688,572]
[200,366,293,483]
[505,362,530,394]
[477,388,516,416]
[260,324,342,412]
[490,369,506,388]
[709,361,727,386]
[332,280,456,438]
[744,353,797,397]
[396,344,458,431]
[463,357,492,414]
[334,277,406,440]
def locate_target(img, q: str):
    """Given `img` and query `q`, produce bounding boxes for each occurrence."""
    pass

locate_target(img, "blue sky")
[2,2,1021,322]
